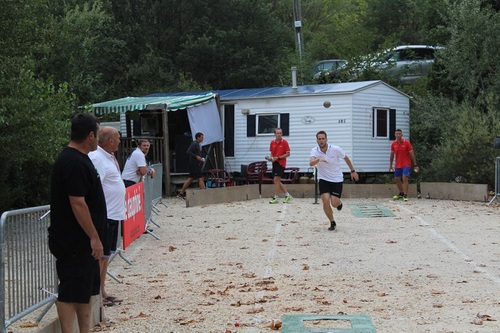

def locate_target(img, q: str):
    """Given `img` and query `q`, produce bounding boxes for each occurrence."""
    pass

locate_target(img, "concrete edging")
[185,183,488,207]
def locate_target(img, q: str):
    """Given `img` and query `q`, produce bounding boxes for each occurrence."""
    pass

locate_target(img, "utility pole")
[293,0,304,60]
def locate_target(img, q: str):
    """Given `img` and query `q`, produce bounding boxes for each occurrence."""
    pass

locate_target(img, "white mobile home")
[151,80,410,175]
[92,81,409,192]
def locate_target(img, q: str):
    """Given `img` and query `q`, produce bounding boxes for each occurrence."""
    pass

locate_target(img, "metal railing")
[142,163,164,240]
[1,206,57,331]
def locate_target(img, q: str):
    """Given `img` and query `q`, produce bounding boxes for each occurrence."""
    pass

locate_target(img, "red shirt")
[391,139,413,168]
[270,139,290,167]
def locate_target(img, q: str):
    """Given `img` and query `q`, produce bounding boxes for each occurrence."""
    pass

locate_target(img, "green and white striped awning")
[92,92,215,115]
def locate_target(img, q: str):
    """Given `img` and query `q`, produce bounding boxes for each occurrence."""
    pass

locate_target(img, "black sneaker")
[337,203,343,211]
[328,221,336,231]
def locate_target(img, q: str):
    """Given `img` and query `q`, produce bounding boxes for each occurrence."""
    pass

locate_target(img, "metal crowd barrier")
[107,218,131,284]
[488,157,500,205]
[1,206,57,332]
[142,163,164,240]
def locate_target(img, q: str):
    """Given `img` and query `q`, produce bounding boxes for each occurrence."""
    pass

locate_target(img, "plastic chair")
[244,161,268,184]
[207,169,232,187]
[281,167,300,184]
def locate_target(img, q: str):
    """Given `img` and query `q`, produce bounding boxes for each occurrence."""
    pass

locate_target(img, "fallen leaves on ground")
[246,306,264,314]
[431,289,446,295]
[477,313,496,321]
[270,319,282,330]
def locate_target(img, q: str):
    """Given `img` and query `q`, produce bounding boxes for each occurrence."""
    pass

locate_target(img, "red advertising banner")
[122,182,145,250]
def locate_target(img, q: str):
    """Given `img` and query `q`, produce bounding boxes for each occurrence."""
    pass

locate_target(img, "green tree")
[431,0,500,110]
[36,1,128,105]
[303,0,376,65]
[412,97,500,185]
[0,69,74,212]
[0,0,75,212]
[414,0,500,187]
[107,0,294,92]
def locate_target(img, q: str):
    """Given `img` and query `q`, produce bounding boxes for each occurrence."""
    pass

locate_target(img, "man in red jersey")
[268,128,293,203]
[389,129,418,201]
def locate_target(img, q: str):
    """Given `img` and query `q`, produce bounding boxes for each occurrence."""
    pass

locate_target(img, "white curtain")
[187,99,223,146]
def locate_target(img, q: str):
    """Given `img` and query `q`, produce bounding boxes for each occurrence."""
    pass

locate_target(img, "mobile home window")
[373,108,396,139]
[257,114,279,135]
[247,113,289,137]
[374,108,388,137]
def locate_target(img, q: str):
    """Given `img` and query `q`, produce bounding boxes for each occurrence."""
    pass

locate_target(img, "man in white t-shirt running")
[309,131,359,231]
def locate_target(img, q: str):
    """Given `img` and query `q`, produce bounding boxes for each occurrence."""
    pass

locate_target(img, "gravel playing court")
[9,196,499,333]
[96,196,499,333]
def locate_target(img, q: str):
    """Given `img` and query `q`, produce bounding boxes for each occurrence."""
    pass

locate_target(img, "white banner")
[187,99,223,146]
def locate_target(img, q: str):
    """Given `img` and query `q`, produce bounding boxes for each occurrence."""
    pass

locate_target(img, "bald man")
[89,127,126,306]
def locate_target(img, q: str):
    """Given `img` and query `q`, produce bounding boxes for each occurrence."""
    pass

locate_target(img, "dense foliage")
[1,0,499,212]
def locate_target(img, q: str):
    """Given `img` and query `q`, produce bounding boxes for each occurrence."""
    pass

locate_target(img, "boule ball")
[323,101,331,108]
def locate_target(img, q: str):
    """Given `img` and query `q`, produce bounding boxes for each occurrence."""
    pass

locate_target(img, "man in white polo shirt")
[89,126,126,306]
[121,139,155,187]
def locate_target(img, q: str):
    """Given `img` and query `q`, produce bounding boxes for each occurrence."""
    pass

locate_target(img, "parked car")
[312,59,347,79]
[352,45,444,82]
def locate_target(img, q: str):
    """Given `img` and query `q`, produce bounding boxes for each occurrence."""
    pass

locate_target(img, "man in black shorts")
[309,131,359,231]
[268,128,293,203]
[49,113,106,333]
[177,132,206,199]
[89,126,126,306]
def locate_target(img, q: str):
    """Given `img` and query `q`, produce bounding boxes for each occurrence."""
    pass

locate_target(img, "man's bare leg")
[180,177,193,193]
[100,258,109,299]
[57,301,93,333]
[198,177,206,189]
[279,182,288,195]
[75,302,93,333]
[56,301,76,333]
[273,176,281,197]
[321,193,334,222]
[402,175,409,195]
[395,177,403,193]
[331,196,341,209]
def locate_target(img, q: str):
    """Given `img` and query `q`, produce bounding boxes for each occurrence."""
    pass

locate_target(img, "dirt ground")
[9,196,500,333]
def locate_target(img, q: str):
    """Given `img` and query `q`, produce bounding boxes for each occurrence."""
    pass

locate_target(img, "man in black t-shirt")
[177,132,206,199]
[49,113,106,333]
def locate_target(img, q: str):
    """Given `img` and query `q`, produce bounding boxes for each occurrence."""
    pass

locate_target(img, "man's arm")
[186,142,202,160]
[344,156,359,181]
[409,150,417,166]
[409,150,419,171]
[69,196,103,260]
[310,156,325,166]
[273,150,290,162]
[389,151,395,171]
[137,166,147,176]
[136,152,148,176]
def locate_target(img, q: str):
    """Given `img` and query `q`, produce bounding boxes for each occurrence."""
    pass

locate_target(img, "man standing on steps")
[310,130,358,231]
[177,132,206,199]
[389,129,418,202]
[268,127,293,204]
